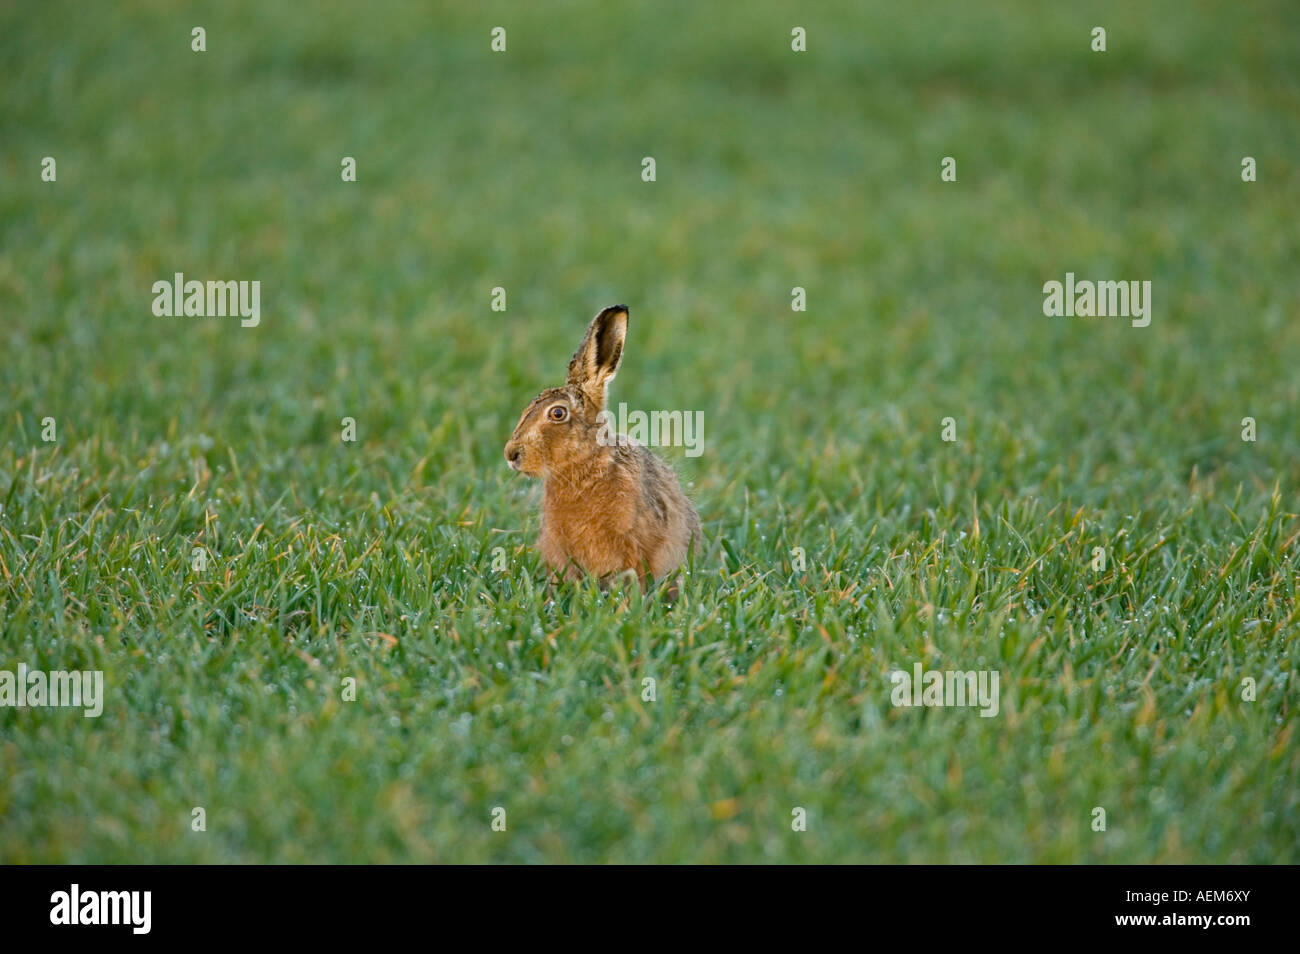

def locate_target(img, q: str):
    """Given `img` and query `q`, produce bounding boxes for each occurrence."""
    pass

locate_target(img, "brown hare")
[504,305,700,599]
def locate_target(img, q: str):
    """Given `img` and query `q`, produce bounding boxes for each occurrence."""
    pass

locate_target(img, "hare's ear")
[567,305,628,412]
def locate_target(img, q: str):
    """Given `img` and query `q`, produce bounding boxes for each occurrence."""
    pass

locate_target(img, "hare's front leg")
[599,568,641,591]
[660,573,684,604]
[546,557,585,587]
[539,528,582,581]
[596,568,642,611]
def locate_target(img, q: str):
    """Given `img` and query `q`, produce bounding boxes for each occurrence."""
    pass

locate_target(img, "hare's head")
[505,305,628,477]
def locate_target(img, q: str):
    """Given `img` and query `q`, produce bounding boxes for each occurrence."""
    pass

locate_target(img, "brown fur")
[505,305,701,596]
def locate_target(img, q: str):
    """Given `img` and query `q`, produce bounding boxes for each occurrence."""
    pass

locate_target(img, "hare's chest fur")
[540,455,641,579]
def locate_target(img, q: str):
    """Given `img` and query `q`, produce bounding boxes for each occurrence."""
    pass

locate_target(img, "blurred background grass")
[0,1,1297,862]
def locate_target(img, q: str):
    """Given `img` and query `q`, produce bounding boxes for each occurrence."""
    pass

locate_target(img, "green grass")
[1,0,1297,863]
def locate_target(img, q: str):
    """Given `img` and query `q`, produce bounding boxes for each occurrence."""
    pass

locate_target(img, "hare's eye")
[547,404,569,422]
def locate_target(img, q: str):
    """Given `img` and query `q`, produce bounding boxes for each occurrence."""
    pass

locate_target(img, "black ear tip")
[603,304,629,318]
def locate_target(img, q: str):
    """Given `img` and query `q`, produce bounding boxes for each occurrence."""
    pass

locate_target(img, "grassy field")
[1,0,1297,863]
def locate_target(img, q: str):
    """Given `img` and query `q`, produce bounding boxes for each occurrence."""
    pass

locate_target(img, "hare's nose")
[505,443,523,467]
